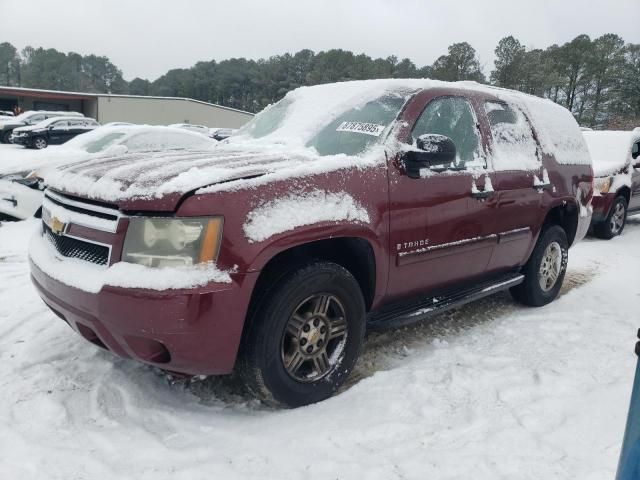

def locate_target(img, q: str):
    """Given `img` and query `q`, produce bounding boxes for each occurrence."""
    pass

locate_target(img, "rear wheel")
[238,262,366,407]
[594,196,627,239]
[1,131,11,144]
[33,137,48,150]
[511,225,568,307]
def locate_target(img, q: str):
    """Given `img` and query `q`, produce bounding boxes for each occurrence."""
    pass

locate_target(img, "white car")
[0,125,218,221]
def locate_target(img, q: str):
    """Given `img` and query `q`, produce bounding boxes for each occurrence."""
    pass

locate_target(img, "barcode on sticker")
[336,121,385,137]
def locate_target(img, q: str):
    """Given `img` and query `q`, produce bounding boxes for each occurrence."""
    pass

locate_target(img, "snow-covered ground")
[0,215,639,479]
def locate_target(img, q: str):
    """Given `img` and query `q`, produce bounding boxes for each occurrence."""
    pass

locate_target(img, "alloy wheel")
[281,294,348,383]
[609,202,625,235]
[538,241,562,292]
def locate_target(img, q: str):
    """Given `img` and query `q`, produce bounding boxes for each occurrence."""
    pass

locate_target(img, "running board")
[367,273,524,330]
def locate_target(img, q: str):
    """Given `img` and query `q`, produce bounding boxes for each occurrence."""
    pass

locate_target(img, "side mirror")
[403,134,457,178]
[632,142,640,160]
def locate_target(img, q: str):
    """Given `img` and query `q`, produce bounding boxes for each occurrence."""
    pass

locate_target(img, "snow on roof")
[582,130,640,177]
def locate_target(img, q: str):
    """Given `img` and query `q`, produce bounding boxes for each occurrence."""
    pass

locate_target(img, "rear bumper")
[30,260,259,375]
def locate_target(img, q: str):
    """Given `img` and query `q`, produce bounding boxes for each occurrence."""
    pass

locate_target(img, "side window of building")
[412,96,484,169]
[485,101,540,171]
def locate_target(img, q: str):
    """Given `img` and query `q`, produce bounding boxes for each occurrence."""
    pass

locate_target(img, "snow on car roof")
[582,130,640,177]
[230,78,589,166]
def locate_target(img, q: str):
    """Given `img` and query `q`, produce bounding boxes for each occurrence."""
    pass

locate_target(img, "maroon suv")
[29,80,593,407]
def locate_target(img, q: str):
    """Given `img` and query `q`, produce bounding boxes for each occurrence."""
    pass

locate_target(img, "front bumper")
[591,193,615,223]
[9,134,30,146]
[30,259,259,375]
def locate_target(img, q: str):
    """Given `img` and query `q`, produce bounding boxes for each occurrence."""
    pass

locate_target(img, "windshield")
[307,93,408,156]
[237,88,413,156]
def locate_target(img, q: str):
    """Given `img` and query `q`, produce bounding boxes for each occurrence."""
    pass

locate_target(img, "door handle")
[471,189,494,199]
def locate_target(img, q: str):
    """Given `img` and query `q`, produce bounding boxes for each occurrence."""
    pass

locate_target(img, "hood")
[13,124,42,133]
[45,145,324,210]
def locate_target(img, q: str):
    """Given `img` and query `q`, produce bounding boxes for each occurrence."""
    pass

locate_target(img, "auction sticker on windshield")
[336,121,386,137]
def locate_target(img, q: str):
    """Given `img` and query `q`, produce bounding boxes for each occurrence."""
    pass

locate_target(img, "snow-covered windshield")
[233,80,418,156]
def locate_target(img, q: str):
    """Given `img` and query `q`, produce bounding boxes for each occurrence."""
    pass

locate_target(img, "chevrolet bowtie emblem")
[50,216,66,235]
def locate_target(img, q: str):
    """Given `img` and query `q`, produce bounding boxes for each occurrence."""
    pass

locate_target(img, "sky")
[1,0,639,81]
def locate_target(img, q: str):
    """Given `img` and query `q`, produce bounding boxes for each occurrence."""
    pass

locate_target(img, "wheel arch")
[542,200,580,246]
[616,186,631,205]
[246,236,378,317]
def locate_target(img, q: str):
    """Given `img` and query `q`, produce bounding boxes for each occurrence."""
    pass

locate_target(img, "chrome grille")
[44,223,109,265]
[42,222,109,265]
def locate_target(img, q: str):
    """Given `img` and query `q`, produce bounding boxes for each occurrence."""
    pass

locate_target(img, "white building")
[0,86,253,128]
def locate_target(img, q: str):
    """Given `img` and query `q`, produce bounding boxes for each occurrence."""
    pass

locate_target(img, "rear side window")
[412,96,484,169]
[485,101,540,171]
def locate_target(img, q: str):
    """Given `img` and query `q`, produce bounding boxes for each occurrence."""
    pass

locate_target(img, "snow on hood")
[582,130,640,177]
[45,144,342,202]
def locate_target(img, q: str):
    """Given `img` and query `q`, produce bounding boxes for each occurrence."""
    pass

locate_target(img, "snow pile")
[28,230,231,293]
[1,216,640,479]
[243,190,370,243]
[582,130,640,177]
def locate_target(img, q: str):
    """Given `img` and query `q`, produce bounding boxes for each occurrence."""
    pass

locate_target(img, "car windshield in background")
[238,90,412,156]
[83,132,127,153]
[240,98,292,139]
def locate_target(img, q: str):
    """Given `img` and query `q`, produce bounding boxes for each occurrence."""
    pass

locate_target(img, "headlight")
[594,177,612,194]
[122,217,223,268]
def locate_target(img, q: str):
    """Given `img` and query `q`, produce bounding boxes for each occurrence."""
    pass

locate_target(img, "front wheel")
[238,262,366,407]
[32,137,48,149]
[511,225,568,307]
[594,196,627,239]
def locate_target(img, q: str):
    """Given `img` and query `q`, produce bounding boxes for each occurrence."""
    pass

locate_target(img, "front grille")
[44,223,109,266]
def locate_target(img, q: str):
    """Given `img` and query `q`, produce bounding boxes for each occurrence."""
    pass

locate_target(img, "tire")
[1,130,11,144]
[237,261,366,407]
[510,225,568,307]
[594,196,627,239]
[33,137,48,150]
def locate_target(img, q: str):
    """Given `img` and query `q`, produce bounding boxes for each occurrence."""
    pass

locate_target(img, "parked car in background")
[0,110,84,144]
[0,110,15,118]
[0,125,218,221]
[616,329,640,480]
[63,124,219,154]
[10,117,100,149]
[169,123,212,136]
[209,127,237,141]
[29,79,593,407]
[583,130,640,239]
